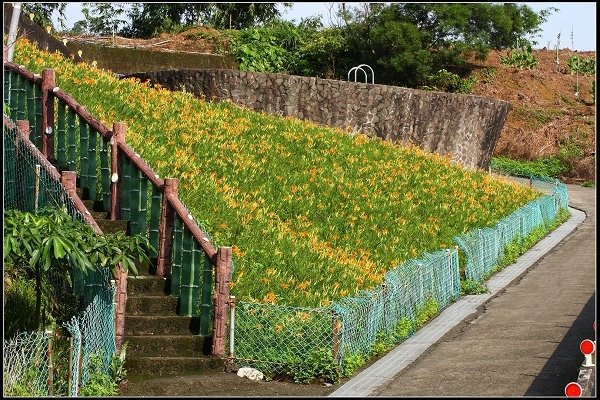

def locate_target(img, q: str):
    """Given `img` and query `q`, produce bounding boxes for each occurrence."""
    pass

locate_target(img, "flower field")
[13,39,541,307]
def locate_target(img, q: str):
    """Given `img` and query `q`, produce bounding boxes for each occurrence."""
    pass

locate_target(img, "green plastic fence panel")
[148,185,161,259]
[232,302,333,374]
[88,128,98,201]
[100,137,110,212]
[120,154,132,221]
[180,226,195,316]
[26,82,40,148]
[34,84,42,149]
[3,69,10,105]
[138,172,148,235]
[79,117,89,198]
[9,72,19,120]
[129,165,140,234]
[171,215,184,297]
[4,122,17,209]
[67,107,77,172]
[199,247,213,336]
[56,101,66,170]
[64,286,116,390]
[17,74,26,122]
[3,330,52,397]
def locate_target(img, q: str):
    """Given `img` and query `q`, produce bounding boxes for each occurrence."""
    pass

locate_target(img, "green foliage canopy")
[3,207,154,330]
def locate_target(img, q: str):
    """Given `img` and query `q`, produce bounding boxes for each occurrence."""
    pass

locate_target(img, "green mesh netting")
[232,248,460,374]
[455,179,569,283]
[231,179,568,374]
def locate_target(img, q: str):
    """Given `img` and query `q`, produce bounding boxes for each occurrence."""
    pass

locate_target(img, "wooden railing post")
[156,178,178,276]
[41,68,55,161]
[60,170,77,194]
[16,119,29,139]
[107,122,128,352]
[114,265,127,352]
[110,122,126,220]
[212,246,232,355]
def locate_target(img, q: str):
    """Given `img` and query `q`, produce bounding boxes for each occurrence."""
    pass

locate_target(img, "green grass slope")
[13,39,541,307]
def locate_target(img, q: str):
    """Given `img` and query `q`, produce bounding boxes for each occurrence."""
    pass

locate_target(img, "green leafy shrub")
[414,298,439,329]
[566,56,595,75]
[3,207,154,331]
[422,69,478,94]
[285,347,341,384]
[79,353,118,396]
[491,156,568,178]
[500,47,539,69]
[460,279,489,295]
[3,277,39,339]
[341,353,366,378]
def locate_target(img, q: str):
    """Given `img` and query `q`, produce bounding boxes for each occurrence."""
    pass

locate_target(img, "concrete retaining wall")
[125,69,511,170]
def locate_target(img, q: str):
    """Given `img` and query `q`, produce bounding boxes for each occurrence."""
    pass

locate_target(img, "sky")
[48,2,596,51]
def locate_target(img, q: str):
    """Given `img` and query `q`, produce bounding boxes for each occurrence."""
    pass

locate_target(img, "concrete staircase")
[78,188,223,375]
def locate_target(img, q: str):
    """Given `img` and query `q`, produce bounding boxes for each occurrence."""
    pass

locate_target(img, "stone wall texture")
[125,69,511,169]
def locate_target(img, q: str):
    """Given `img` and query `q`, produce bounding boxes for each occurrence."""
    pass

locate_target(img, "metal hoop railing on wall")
[347,64,375,84]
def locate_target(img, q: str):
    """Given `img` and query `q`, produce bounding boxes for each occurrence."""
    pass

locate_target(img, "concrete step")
[126,295,179,316]
[96,218,128,234]
[124,315,199,336]
[124,355,223,375]
[127,275,171,296]
[126,334,210,358]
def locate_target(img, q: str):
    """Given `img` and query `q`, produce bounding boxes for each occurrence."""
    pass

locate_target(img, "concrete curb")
[329,206,586,397]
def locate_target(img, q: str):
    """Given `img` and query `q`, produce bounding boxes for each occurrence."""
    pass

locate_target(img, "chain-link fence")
[64,284,116,396]
[3,331,53,397]
[4,114,86,222]
[230,178,568,375]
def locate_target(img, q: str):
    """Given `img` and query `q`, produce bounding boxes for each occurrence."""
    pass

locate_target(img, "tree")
[21,2,67,31]
[3,207,153,331]
[121,3,291,38]
[78,3,129,39]
[322,2,555,87]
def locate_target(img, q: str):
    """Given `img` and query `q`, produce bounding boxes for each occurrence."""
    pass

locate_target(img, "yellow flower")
[262,292,277,304]
[77,50,82,57]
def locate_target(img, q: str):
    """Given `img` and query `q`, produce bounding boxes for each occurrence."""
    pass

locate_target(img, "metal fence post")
[46,330,54,396]
[229,295,236,358]
[67,336,73,396]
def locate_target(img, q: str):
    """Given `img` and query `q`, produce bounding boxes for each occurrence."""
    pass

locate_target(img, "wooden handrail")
[6,62,219,260]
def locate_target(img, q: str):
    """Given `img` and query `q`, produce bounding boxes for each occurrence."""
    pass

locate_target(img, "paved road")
[331,184,596,397]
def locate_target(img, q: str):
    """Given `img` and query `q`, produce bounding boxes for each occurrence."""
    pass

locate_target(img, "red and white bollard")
[580,339,595,367]
[565,382,582,397]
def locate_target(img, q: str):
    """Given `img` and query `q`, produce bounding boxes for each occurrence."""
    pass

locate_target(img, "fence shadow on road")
[524,293,596,396]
